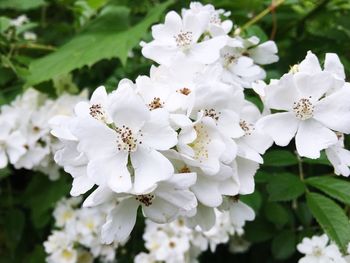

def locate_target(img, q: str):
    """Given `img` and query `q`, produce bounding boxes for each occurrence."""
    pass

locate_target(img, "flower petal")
[142,197,178,223]
[295,119,337,159]
[101,197,139,243]
[141,109,177,150]
[256,112,299,146]
[314,88,350,133]
[190,36,227,64]
[131,146,174,194]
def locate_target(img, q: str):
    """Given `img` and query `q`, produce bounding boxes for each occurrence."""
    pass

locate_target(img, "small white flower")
[325,134,350,177]
[257,69,350,159]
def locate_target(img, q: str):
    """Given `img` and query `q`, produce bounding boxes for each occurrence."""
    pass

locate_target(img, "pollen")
[189,124,211,162]
[174,30,193,48]
[179,166,191,173]
[239,120,254,135]
[204,108,221,122]
[148,97,164,110]
[293,97,314,120]
[210,13,221,25]
[114,126,142,152]
[177,87,191,95]
[136,194,155,206]
[89,103,106,121]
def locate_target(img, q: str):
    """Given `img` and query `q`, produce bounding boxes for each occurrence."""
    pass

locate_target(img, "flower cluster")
[135,203,253,263]
[0,88,85,179]
[257,51,350,176]
[50,1,350,246]
[44,197,119,263]
[51,2,275,244]
[297,234,350,263]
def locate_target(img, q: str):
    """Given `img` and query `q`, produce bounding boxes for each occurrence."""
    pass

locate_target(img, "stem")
[16,43,56,51]
[296,151,304,181]
[239,0,285,33]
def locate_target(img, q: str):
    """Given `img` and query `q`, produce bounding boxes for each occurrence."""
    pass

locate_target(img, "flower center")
[210,13,221,25]
[312,247,323,257]
[189,124,211,162]
[293,97,314,120]
[174,30,193,48]
[136,194,155,206]
[89,104,106,121]
[239,120,254,135]
[114,125,142,152]
[179,165,191,173]
[204,108,221,121]
[177,87,191,95]
[148,97,164,110]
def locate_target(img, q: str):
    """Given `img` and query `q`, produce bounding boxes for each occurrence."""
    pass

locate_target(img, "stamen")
[204,108,221,121]
[293,97,314,120]
[174,31,193,48]
[239,120,254,135]
[177,87,191,95]
[89,104,106,121]
[148,97,164,110]
[114,126,142,152]
[136,194,155,206]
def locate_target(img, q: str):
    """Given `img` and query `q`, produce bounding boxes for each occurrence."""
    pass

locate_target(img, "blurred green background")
[1,0,350,262]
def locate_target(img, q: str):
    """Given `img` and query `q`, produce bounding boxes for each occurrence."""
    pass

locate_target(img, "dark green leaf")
[306,192,350,253]
[25,1,174,86]
[4,209,25,248]
[0,167,11,180]
[245,216,275,243]
[27,245,45,263]
[267,173,305,201]
[0,0,45,10]
[264,202,289,227]
[263,150,298,167]
[295,202,313,226]
[271,230,296,260]
[306,176,350,205]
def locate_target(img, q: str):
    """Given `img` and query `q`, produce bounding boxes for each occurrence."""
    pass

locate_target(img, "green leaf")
[4,209,25,249]
[271,230,296,260]
[244,25,268,42]
[23,175,70,228]
[302,152,331,165]
[0,16,11,32]
[267,173,305,201]
[263,150,298,167]
[245,216,275,243]
[0,0,45,10]
[264,202,289,227]
[306,176,350,205]
[27,245,45,263]
[0,167,11,180]
[25,1,173,86]
[295,202,313,226]
[306,192,350,253]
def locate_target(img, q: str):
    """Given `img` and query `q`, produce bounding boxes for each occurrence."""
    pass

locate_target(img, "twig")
[239,0,285,33]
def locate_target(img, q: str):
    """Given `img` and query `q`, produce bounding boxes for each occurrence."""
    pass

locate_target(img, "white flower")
[10,15,29,27]
[297,234,346,263]
[71,80,177,194]
[86,172,197,243]
[141,10,227,65]
[325,134,350,177]
[23,31,37,41]
[257,69,350,159]
[0,118,26,168]
[177,115,225,175]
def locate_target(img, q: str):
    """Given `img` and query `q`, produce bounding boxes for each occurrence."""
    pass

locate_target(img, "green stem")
[239,0,286,33]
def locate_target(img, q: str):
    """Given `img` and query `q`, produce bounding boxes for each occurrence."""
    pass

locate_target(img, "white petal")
[156,185,197,211]
[109,81,150,131]
[71,117,117,159]
[265,73,299,111]
[152,11,182,41]
[243,129,273,155]
[191,175,223,207]
[248,41,278,65]
[295,119,337,159]
[324,53,345,80]
[141,109,177,150]
[237,140,263,163]
[142,197,178,223]
[83,186,114,207]
[131,147,173,194]
[294,72,334,101]
[186,204,215,231]
[190,36,227,64]
[236,157,259,195]
[70,175,94,196]
[90,85,108,104]
[166,172,197,189]
[101,198,139,243]
[141,42,178,66]
[314,88,350,133]
[256,112,299,146]
[87,152,132,193]
[6,131,26,164]
[229,201,255,228]
[298,51,322,74]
